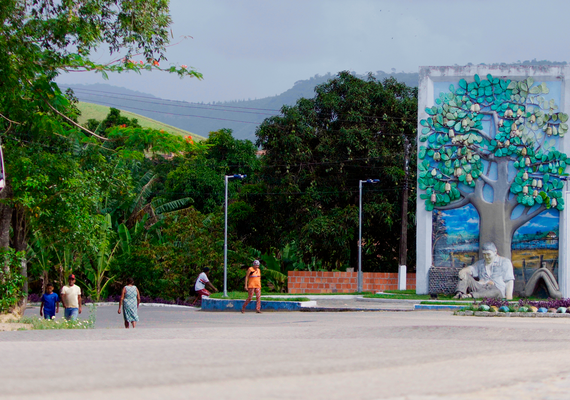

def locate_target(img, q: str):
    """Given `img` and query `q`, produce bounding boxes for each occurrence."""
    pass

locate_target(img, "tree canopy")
[255,72,417,270]
[418,73,569,257]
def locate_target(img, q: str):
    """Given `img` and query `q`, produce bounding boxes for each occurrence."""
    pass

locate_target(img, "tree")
[163,129,258,214]
[0,0,200,298]
[418,74,569,259]
[256,72,417,271]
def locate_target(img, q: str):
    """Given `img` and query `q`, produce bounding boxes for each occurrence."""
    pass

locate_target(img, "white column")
[398,265,407,290]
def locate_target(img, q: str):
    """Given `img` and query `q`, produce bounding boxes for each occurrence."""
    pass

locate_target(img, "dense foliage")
[0,2,418,301]
[254,72,417,271]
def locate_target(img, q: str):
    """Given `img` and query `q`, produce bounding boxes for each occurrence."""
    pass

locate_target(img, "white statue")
[453,242,514,300]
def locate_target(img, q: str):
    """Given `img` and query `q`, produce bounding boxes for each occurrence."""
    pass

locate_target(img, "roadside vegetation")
[0,1,418,314]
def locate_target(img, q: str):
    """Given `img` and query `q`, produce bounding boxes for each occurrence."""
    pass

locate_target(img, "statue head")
[481,242,498,264]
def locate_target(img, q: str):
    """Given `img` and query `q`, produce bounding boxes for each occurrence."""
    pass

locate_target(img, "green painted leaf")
[544,173,550,183]
[459,79,467,89]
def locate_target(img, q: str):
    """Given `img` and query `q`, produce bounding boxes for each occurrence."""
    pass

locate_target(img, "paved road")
[2,305,570,400]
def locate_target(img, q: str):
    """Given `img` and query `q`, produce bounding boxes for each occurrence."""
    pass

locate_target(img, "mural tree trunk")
[419,74,569,259]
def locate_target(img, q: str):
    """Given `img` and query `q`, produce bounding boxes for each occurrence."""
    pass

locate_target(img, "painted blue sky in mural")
[440,205,559,239]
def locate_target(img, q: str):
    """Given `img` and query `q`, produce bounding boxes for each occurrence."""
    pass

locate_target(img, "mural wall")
[417,66,570,296]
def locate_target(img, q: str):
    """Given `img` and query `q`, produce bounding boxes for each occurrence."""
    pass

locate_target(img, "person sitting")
[192,267,218,307]
[453,242,514,300]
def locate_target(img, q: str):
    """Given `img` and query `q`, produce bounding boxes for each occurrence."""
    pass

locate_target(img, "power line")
[73,90,279,116]
[83,100,263,125]
[70,88,283,112]
[68,87,417,122]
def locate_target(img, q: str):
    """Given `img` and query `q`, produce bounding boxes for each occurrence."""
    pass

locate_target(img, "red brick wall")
[288,271,416,293]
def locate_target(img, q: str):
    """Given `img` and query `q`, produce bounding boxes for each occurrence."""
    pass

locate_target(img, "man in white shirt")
[192,267,218,306]
[61,274,82,320]
[453,242,515,299]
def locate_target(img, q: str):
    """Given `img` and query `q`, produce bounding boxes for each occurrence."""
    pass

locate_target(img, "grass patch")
[383,289,416,295]
[210,292,310,301]
[420,301,475,305]
[76,102,206,141]
[364,293,442,300]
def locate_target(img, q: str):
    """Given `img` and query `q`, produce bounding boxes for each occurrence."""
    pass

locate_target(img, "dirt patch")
[0,322,31,331]
[0,313,31,331]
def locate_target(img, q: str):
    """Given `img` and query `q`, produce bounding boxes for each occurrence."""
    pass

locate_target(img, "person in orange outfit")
[242,260,262,313]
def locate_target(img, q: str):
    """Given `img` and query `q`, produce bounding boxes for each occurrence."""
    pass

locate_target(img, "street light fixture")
[224,174,246,297]
[358,179,379,292]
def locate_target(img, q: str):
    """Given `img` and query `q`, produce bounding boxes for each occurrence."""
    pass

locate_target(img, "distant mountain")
[62,71,421,141]
[63,61,569,141]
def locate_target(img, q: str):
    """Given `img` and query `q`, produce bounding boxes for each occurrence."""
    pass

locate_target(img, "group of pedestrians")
[40,274,141,329]
[40,274,82,320]
[38,259,262,329]
[192,260,263,313]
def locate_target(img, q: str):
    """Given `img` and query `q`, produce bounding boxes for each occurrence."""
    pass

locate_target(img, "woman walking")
[118,277,140,328]
[242,260,262,314]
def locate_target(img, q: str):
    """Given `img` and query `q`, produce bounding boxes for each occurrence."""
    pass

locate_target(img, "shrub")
[0,249,25,313]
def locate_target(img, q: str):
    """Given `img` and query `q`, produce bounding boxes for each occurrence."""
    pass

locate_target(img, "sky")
[57,0,570,104]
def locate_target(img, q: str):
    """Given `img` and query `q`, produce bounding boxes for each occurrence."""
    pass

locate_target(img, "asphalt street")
[2,305,570,400]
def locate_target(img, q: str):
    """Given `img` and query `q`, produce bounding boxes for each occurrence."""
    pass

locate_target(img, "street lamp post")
[358,179,379,292]
[224,174,246,297]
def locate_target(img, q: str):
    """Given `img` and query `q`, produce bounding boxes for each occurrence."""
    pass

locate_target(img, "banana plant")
[78,214,117,301]
[28,232,53,294]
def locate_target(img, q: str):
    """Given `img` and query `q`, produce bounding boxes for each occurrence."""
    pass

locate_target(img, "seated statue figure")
[453,242,514,300]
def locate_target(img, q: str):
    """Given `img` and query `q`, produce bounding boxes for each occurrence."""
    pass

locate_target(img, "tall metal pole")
[358,180,363,292]
[398,135,411,290]
[223,175,229,297]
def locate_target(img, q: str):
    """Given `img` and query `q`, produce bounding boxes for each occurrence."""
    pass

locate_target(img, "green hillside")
[76,102,206,141]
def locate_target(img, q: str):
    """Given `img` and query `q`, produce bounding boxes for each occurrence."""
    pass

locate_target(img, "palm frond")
[154,197,192,215]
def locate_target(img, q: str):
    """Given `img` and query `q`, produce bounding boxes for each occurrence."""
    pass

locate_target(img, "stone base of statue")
[521,268,562,299]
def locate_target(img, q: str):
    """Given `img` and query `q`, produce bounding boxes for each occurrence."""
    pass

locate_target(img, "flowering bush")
[519,298,570,310]
[17,304,97,330]
[460,297,570,313]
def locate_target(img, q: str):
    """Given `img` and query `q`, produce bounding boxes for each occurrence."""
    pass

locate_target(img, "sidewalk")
[298,296,416,311]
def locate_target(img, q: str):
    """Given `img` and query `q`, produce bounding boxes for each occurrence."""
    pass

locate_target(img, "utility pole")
[398,135,411,290]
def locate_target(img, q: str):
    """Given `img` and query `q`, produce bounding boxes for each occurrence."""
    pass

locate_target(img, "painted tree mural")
[418,74,569,259]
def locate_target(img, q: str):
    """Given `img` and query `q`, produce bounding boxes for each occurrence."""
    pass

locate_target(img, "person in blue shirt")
[40,283,60,320]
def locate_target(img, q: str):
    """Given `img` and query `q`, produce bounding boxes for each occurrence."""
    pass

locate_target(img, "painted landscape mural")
[433,205,559,294]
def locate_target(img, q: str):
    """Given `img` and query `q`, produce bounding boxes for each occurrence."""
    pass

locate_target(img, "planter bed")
[455,310,570,318]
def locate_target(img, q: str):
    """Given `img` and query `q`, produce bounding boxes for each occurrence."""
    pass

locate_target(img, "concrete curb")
[27,302,198,309]
[201,297,317,312]
[300,307,413,312]
[414,304,464,311]
[358,297,421,304]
